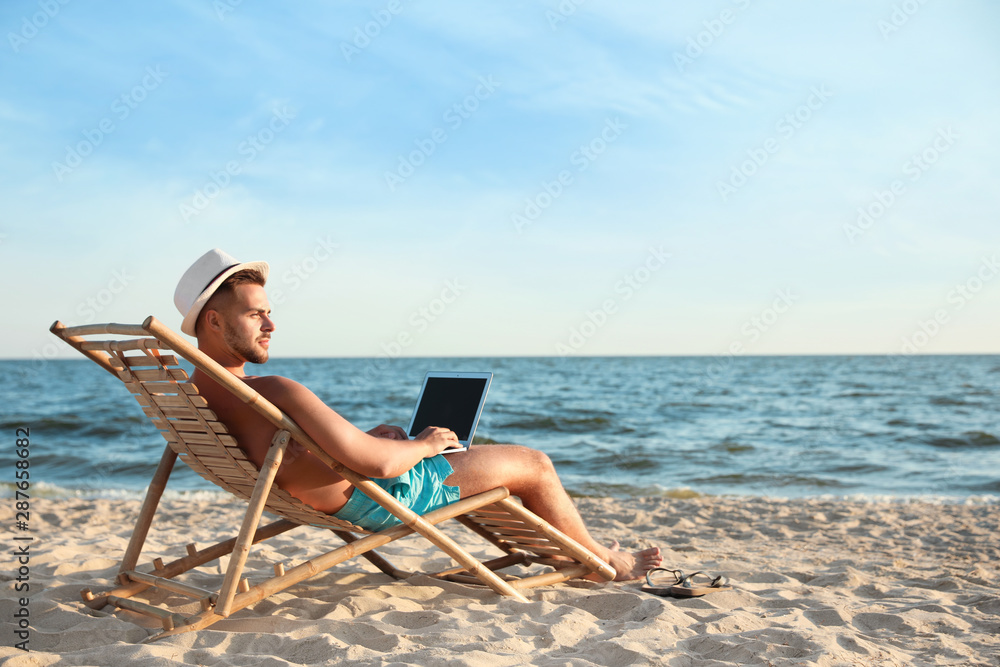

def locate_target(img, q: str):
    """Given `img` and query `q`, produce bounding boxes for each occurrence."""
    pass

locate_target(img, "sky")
[3,0,999,361]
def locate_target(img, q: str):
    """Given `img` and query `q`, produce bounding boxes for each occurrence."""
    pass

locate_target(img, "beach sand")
[1,495,997,666]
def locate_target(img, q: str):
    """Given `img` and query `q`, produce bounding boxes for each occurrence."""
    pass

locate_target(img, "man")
[175,249,662,581]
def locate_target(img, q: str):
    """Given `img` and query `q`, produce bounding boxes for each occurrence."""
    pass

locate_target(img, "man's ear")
[203,308,224,333]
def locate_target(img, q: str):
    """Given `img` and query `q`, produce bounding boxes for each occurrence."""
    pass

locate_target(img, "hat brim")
[180,260,270,336]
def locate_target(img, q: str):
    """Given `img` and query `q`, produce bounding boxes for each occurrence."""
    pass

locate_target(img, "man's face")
[220,283,274,365]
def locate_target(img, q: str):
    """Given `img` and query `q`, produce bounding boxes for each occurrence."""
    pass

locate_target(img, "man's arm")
[253,375,458,478]
[367,424,408,440]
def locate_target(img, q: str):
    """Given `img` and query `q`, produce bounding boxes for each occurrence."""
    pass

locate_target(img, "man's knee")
[513,446,557,477]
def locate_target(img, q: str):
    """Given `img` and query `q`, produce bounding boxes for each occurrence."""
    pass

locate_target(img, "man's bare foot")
[604,540,663,581]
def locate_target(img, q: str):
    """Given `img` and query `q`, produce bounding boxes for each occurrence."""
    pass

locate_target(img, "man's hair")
[217,268,266,293]
[196,269,267,334]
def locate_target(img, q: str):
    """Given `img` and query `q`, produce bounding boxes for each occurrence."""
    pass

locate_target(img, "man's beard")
[224,323,269,364]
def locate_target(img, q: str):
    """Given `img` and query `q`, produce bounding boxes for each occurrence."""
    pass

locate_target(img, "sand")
[1,494,997,666]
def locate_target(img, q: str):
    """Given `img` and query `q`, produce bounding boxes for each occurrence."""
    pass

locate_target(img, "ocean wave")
[1,416,83,434]
[823,493,1000,506]
[0,481,229,502]
[566,481,705,499]
[921,431,1000,449]
[828,463,892,475]
[929,396,978,407]
[710,439,754,453]
[0,413,148,438]
[689,473,850,489]
[969,479,1000,493]
[501,415,615,433]
[886,418,941,431]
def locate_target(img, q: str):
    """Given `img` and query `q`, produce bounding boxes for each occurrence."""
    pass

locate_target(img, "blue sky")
[3,0,998,361]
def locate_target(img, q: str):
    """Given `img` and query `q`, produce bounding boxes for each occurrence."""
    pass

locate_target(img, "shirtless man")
[175,249,662,581]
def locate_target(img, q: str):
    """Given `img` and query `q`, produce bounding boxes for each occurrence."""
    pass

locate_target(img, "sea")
[2,354,998,504]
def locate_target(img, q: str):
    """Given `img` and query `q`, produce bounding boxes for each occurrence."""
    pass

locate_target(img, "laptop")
[406,371,493,453]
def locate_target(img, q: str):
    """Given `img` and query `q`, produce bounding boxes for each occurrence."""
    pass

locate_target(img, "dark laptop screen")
[407,376,489,441]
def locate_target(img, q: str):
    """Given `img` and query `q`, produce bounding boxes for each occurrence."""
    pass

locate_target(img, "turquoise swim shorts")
[332,454,460,531]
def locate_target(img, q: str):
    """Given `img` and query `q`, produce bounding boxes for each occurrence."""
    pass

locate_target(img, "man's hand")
[367,424,408,440]
[414,426,461,453]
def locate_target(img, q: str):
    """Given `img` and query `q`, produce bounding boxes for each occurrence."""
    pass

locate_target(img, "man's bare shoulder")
[241,375,325,410]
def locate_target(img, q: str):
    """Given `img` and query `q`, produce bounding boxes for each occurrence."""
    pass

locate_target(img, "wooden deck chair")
[50,316,614,642]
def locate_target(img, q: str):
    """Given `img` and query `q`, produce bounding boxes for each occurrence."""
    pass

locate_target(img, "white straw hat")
[174,248,269,336]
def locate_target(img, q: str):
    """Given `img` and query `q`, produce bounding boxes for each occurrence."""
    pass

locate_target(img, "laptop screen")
[407,376,490,442]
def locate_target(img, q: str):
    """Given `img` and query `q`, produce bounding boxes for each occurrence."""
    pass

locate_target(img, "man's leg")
[443,445,662,580]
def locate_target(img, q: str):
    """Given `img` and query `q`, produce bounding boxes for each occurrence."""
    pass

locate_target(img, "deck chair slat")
[151,418,229,435]
[175,451,243,471]
[198,459,251,474]
[474,526,550,541]
[149,406,222,421]
[80,338,165,353]
[214,476,255,488]
[132,395,168,409]
[125,384,188,398]
[175,455,251,475]
[179,460,251,479]
[476,528,543,542]
[143,404,197,416]
[161,416,225,430]
[180,453,245,469]
[489,535,555,547]
[129,368,191,382]
[504,544,567,557]
[463,516,535,530]
[146,393,210,409]
[152,418,228,435]
[176,447,245,462]
[184,448,251,463]
[175,431,239,447]
[177,457,210,474]
[486,533,558,547]
[122,354,179,367]
[133,381,200,395]
[467,510,515,520]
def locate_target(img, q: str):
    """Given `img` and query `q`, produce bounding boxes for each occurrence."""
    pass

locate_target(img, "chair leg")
[216,429,290,618]
[120,444,178,578]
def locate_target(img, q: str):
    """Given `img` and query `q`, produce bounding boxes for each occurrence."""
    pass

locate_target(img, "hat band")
[199,263,240,298]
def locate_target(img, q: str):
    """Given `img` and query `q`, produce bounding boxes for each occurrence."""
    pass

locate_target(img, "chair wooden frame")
[50,316,614,642]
